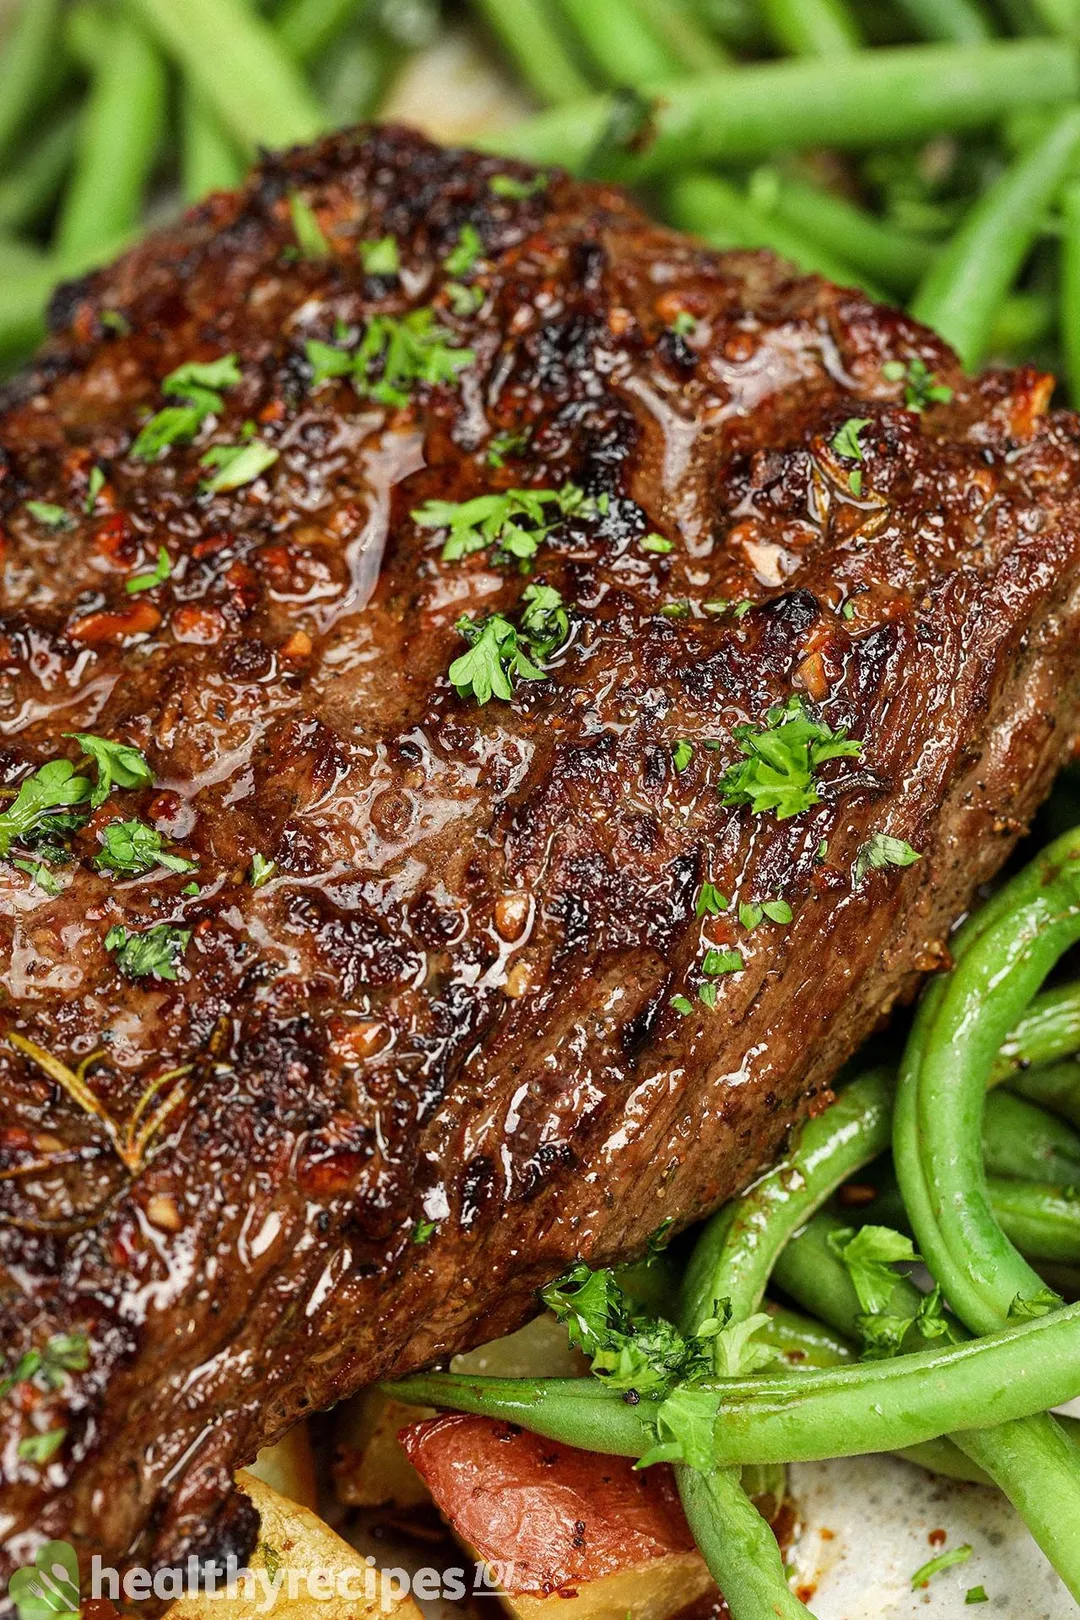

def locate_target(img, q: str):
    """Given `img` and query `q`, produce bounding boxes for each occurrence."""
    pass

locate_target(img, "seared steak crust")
[3,124,1080,1579]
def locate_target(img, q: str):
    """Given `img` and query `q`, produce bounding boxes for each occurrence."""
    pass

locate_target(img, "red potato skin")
[4,122,1080,1589]
[399,1412,696,1594]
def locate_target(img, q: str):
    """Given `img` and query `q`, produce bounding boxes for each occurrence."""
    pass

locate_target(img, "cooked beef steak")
[3,122,1080,1582]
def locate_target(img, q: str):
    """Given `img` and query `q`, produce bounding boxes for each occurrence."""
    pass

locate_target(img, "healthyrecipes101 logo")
[6,1542,514,1615]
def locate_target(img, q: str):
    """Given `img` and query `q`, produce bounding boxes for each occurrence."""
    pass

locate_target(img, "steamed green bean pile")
[7,0,1080,1613]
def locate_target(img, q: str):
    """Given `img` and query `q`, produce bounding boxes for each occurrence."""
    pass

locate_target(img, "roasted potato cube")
[399,1412,715,1620]
[247,1423,319,1511]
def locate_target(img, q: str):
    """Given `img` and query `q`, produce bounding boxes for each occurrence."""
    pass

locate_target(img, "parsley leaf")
[883,356,953,411]
[911,1545,972,1590]
[702,947,742,976]
[671,994,694,1016]
[854,832,921,884]
[671,311,697,338]
[11,858,63,896]
[1008,1286,1060,1319]
[125,546,172,595]
[105,923,192,981]
[289,190,330,259]
[720,695,862,820]
[94,820,196,876]
[249,852,276,888]
[85,465,106,513]
[17,1429,66,1464]
[519,582,568,658]
[68,733,152,809]
[695,881,728,917]
[762,898,792,924]
[413,484,590,564]
[490,172,547,199]
[448,613,545,704]
[966,1586,989,1604]
[359,234,400,275]
[641,532,674,554]
[200,440,279,494]
[25,501,73,530]
[828,1224,921,1315]
[130,353,241,460]
[0,761,92,857]
[412,1218,437,1244]
[830,416,871,495]
[1,1335,89,1402]
[444,223,483,278]
[486,428,529,469]
[673,740,693,772]
[306,308,474,407]
[542,1262,718,1396]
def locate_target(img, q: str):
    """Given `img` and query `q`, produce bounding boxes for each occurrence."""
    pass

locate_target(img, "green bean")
[758,1305,856,1369]
[0,236,46,277]
[760,0,862,56]
[983,1089,1080,1187]
[181,88,246,204]
[123,0,322,151]
[493,40,1080,179]
[388,1301,1080,1468]
[551,0,681,85]
[0,115,76,235]
[993,980,1080,1081]
[896,829,1080,1334]
[986,290,1055,360]
[467,0,593,106]
[985,1176,1080,1264]
[891,0,993,42]
[313,29,400,125]
[625,0,730,70]
[1062,180,1080,407]
[894,1439,993,1484]
[679,1468,812,1620]
[751,170,936,295]
[274,0,367,63]
[911,106,1080,368]
[55,16,166,261]
[0,0,63,169]
[667,173,883,296]
[0,233,132,374]
[1010,1061,1080,1129]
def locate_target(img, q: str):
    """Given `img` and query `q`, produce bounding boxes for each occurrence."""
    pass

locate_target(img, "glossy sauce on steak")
[3,124,1080,1582]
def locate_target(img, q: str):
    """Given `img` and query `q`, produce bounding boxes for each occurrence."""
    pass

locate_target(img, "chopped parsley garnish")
[841,598,856,620]
[130,353,242,461]
[853,832,921,884]
[965,1586,989,1605]
[672,740,693,772]
[0,761,91,857]
[12,858,63,896]
[359,234,400,275]
[486,429,529,469]
[542,1261,722,1395]
[490,172,547,200]
[68,733,153,808]
[1008,1287,1059,1319]
[911,1545,973,1590]
[671,994,694,1016]
[412,1218,437,1244]
[105,923,192,981]
[94,820,195,877]
[695,881,728,917]
[671,311,698,338]
[883,355,953,411]
[25,501,73,530]
[828,1224,921,1315]
[288,190,330,259]
[0,1333,89,1401]
[720,695,861,821]
[660,600,690,619]
[702,947,743,976]
[125,545,172,595]
[830,415,871,495]
[518,582,568,658]
[305,307,474,407]
[18,1429,66,1464]
[85,465,106,513]
[445,282,484,316]
[413,484,591,565]
[739,898,792,928]
[448,613,545,705]
[200,439,279,494]
[444,223,483,277]
[641,532,674,554]
[250,852,277,888]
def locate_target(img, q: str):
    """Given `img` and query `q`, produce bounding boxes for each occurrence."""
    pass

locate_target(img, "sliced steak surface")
[3,124,1080,1581]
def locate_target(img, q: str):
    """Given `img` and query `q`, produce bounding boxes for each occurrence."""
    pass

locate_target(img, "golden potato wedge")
[247,1423,319,1511]
[400,1412,716,1620]
[170,1472,422,1620]
[332,1312,587,1509]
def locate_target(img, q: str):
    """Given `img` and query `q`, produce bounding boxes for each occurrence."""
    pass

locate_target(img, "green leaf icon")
[8,1541,80,1620]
